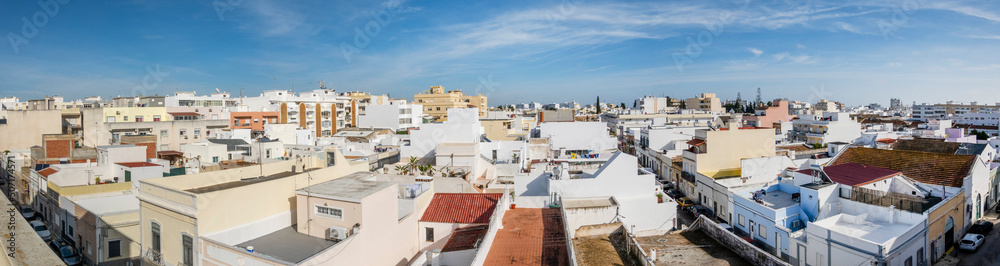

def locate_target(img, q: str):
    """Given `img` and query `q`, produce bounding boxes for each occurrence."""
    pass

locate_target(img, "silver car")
[29,220,51,242]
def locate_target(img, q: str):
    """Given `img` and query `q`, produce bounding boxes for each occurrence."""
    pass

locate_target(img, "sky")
[1,0,999,107]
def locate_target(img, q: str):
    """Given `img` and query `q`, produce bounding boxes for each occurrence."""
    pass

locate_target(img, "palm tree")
[394,165,408,175]
[407,157,419,174]
[424,164,437,176]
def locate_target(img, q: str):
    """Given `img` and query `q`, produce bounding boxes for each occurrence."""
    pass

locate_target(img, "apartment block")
[413,86,487,121]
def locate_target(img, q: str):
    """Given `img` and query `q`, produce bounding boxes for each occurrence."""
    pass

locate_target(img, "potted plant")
[657,193,664,203]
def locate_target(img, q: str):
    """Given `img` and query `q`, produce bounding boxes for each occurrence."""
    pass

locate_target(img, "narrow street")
[956,212,1000,266]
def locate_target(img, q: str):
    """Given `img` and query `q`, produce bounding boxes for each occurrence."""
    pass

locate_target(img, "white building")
[790,112,862,145]
[357,99,423,131]
[515,152,677,236]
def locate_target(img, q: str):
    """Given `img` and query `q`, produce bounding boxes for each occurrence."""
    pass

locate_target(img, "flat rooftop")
[484,208,569,265]
[812,213,916,244]
[562,197,616,209]
[747,190,798,210]
[296,172,393,203]
[184,171,302,194]
[75,194,139,215]
[236,226,337,264]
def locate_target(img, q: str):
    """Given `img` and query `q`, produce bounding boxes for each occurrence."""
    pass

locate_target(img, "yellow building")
[684,93,723,113]
[136,150,368,266]
[413,86,487,120]
[102,107,173,123]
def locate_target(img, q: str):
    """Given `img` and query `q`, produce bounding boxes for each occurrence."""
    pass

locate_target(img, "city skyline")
[2,0,999,106]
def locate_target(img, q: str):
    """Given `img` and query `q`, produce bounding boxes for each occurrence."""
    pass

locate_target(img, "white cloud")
[773,52,788,61]
[969,35,1000,40]
[797,44,806,49]
[748,48,763,57]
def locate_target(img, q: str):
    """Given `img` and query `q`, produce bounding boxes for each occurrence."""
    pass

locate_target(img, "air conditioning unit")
[327,226,348,241]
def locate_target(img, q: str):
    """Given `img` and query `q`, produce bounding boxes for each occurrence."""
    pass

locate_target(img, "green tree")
[620,102,626,109]
[596,96,602,113]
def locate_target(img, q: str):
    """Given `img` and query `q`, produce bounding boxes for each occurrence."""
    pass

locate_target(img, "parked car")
[969,220,994,235]
[677,197,695,208]
[29,220,51,242]
[686,205,714,217]
[960,233,985,252]
[49,239,83,266]
[19,205,35,220]
[665,190,682,200]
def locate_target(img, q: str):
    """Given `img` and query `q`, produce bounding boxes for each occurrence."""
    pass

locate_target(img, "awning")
[157,150,183,156]
[168,112,201,116]
[686,139,706,146]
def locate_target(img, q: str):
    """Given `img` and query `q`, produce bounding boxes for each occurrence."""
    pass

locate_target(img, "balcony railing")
[143,248,165,266]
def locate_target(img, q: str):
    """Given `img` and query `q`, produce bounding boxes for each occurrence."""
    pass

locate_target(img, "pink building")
[744,100,792,128]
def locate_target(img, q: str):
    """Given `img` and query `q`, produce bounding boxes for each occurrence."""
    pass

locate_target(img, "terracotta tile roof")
[441,225,489,252]
[37,168,57,177]
[894,138,961,154]
[116,162,161,168]
[876,138,897,144]
[420,193,502,224]
[830,147,975,187]
[798,163,900,187]
[485,208,569,265]
[686,139,705,146]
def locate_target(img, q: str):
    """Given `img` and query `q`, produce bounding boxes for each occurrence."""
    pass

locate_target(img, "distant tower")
[755,88,762,106]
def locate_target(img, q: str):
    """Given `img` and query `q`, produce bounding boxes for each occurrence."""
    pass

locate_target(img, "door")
[797,244,806,266]
[775,232,782,257]
[945,216,955,251]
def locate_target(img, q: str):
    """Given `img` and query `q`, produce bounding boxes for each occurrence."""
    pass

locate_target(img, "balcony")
[143,248,165,266]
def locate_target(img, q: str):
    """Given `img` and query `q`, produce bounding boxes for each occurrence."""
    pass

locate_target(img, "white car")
[29,220,51,242]
[960,233,985,252]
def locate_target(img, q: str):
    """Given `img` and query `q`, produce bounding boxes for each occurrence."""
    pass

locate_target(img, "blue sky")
[1,0,999,106]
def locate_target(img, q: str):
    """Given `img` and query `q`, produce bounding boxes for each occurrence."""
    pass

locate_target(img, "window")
[758,225,767,238]
[179,129,186,136]
[182,235,193,266]
[739,214,745,227]
[135,116,143,122]
[124,170,131,182]
[106,116,115,123]
[212,156,219,163]
[108,240,121,258]
[266,149,271,158]
[151,222,161,251]
[904,256,912,266]
[326,151,336,166]
[211,114,218,120]
[254,118,259,123]
[436,107,441,111]
[153,115,161,121]
[426,227,434,242]
[194,129,201,136]
[160,130,168,138]
[123,116,128,121]
[315,205,343,220]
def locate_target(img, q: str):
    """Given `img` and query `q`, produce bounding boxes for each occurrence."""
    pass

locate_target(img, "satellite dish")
[215,88,221,93]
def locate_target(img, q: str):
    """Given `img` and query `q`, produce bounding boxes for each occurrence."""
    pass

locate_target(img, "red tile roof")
[686,139,706,146]
[798,163,900,186]
[116,162,161,168]
[830,147,975,187]
[876,138,897,144]
[485,208,568,265]
[420,193,502,224]
[37,168,57,177]
[442,225,489,252]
